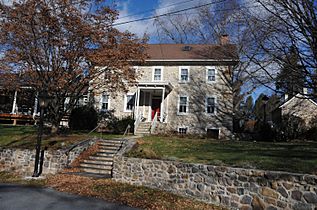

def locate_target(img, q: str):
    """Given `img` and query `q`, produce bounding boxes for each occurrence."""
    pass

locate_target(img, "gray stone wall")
[0,139,96,175]
[113,156,317,210]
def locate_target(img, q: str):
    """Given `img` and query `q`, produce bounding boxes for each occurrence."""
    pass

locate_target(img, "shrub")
[98,111,134,134]
[278,115,306,140]
[109,116,134,134]
[69,106,98,130]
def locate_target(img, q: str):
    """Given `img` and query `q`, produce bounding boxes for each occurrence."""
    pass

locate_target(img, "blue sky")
[114,0,211,43]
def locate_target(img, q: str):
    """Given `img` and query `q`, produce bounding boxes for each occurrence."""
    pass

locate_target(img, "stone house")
[272,91,317,128]
[92,39,239,139]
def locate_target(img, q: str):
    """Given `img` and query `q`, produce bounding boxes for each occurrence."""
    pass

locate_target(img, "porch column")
[11,90,18,114]
[135,87,140,117]
[33,92,38,118]
[160,87,165,122]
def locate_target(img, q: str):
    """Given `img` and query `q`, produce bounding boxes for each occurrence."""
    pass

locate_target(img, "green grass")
[0,125,124,150]
[126,136,317,174]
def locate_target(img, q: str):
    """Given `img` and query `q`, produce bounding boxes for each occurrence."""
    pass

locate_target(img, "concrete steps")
[135,122,152,135]
[76,139,124,178]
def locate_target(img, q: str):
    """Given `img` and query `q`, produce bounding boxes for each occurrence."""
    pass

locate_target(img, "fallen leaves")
[46,174,225,210]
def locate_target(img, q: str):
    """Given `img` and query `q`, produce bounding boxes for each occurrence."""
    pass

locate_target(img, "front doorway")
[151,98,161,120]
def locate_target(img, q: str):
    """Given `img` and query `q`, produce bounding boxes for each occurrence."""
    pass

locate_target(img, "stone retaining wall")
[0,139,96,175]
[113,156,317,210]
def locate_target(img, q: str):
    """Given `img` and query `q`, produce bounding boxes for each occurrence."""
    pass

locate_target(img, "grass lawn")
[126,136,317,175]
[0,125,123,150]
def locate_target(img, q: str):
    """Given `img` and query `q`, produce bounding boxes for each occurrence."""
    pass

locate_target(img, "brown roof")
[146,44,239,61]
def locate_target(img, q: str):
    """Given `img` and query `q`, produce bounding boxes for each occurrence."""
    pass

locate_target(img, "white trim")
[177,95,189,115]
[152,66,164,81]
[133,66,139,72]
[178,66,190,83]
[124,93,135,112]
[205,95,217,115]
[205,127,221,139]
[206,66,217,83]
[144,59,238,62]
[178,126,189,134]
[100,93,110,111]
[279,93,317,108]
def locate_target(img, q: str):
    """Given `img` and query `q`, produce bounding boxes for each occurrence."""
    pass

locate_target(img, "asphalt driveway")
[0,184,139,210]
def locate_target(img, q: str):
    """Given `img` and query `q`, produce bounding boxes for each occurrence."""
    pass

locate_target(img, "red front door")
[151,99,161,120]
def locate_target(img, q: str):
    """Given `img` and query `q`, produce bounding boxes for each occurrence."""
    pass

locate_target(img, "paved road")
[0,184,139,210]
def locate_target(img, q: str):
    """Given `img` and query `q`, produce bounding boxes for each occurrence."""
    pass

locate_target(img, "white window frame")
[205,127,221,139]
[124,93,135,112]
[206,66,216,83]
[177,95,189,115]
[178,126,188,134]
[205,96,217,115]
[152,66,164,81]
[179,66,190,83]
[100,94,110,111]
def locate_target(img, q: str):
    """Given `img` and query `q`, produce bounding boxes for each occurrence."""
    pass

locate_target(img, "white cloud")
[114,0,207,40]
[114,1,156,39]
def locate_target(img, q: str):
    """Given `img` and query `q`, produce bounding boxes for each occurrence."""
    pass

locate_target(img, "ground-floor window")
[178,127,187,134]
[178,96,188,114]
[206,96,216,114]
[100,94,109,111]
[125,94,135,112]
[206,128,220,139]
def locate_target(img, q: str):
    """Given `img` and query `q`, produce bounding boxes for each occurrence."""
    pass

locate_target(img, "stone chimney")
[284,93,289,101]
[303,87,308,95]
[220,34,229,45]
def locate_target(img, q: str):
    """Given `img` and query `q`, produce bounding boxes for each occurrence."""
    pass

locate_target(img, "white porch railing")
[150,112,158,134]
[134,114,142,134]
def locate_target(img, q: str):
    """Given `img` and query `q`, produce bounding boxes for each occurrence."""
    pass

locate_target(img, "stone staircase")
[135,122,152,135]
[76,139,124,178]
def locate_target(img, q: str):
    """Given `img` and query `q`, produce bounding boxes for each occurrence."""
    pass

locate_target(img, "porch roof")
[137,81,173,92]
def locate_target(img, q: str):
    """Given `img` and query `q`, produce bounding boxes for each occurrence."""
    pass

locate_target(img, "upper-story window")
[206,96,216,114]
[178,96,188,114]
[153,67,163,81]
[100,94,109,111]
[124,94,135,112]
[179,66,189,82]
[206,67,216,82]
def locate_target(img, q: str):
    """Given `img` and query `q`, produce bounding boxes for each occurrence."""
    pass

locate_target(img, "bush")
[69,106,98,130]
[98,111,134,134]
[109,116,134,134]
[278,115,306,140]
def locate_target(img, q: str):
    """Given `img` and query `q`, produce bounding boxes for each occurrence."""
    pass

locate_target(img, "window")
[178,127,187,134]
[125,94,135,112]
[100,94,109,110]
[153,67,163,81]
[206,67,216,82]
[206,97,216,114]
[178,96,188,114]
[179,67,189,82]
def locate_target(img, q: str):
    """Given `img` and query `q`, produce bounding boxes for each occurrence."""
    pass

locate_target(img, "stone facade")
[280,96,317,127]
[0,139,96,175]
[113,155,317,210]
[93,64,233,139]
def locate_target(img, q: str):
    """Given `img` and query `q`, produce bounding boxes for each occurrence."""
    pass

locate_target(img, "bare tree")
[245,0,317,98]
[0,0,147,132]
[154,0,260,124]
